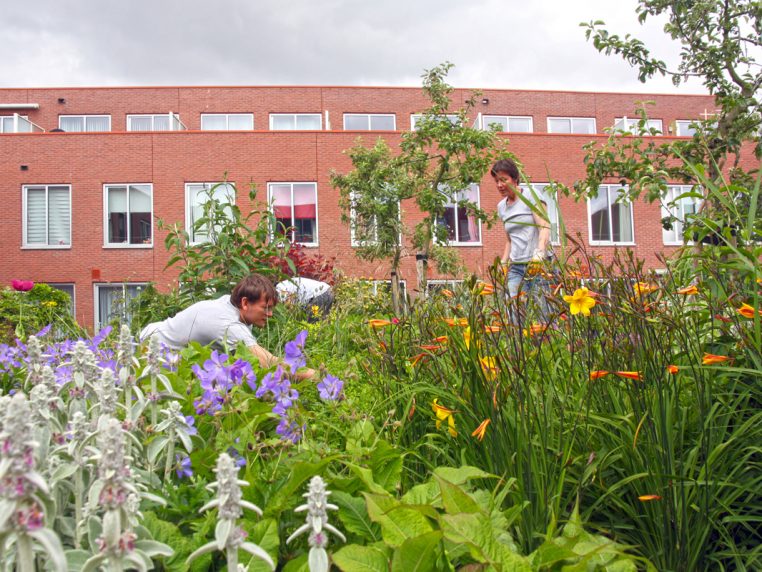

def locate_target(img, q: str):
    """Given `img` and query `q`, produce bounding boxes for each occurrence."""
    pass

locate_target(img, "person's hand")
[296,367,317,381]
[531,250,545,262]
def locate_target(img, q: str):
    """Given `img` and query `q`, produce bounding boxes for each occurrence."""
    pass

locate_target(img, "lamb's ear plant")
[141,335,177,428]
[188,452,274,571]
[0,393,67,572]
[151,400,197,483]
[116,325,141,424]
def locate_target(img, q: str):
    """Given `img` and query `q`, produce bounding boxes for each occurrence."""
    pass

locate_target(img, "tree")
[577,0,760,244]
[332,63,508,305]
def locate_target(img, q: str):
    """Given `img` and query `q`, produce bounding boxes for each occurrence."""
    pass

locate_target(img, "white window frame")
[410,114,460,131]
[587,184,635,246]
[436,184,482,247]
[674,120,697,137]
[426,279,464,294]
[200,113,254,131]
[547,116,597,134]
[661,185,702,246]
[613,117,663,134]
[479,114,533,133]
[268,113,322,130]
[349,191,402,248]
[519,183,561,245]
[342,113,397,131]
[58,114,112,132]
[46,283,76,316]
[103,184,154,248]
[185,182,236,245]
[22,184,72,249]
[1,114,36,133]
[93,283,147,330]
[370,279,407,298]
[126,112,185,131]
[268,182,319,247]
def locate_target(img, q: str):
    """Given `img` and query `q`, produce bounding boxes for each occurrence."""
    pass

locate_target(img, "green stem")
[150,375,158,427]
[163,429,175,483]
[226,545,238,571]
[74,465,83,548]
[16,534,35,572]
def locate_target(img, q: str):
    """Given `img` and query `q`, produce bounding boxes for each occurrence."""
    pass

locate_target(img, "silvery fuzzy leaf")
[0,458,12,479]
[153,419,172,432]
[103,509,121,549]
[156,373,174,393]
[51,463,78,484]
[135,539,174,558]
[199,498,220,513]
[0,499,14,531]
[119,367,131,384]
[139,492,166,506]
[123,552,149,572]
[177,429,193,453]
[215,518,233,550]
[186,540,218,564]
[24,470,50,494]
[87,516,102,550]
[80,553,107,572]
[147,437,170,464]
[29,528,67,572]
[240,541,276,570]
[64,549,90,572]
[239,500,263,516]
[87,480,105,511]
[308,547,329,572]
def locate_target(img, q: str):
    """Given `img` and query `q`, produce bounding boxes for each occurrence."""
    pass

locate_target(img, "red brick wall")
[0,86,753,329]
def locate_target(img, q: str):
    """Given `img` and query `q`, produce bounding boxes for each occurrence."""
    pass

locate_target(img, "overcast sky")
[1,0,706,94]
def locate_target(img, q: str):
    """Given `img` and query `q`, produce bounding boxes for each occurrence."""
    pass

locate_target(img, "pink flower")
[11,280,34,292]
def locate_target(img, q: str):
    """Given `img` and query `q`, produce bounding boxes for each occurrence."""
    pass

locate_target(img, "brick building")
[0,85,744,329]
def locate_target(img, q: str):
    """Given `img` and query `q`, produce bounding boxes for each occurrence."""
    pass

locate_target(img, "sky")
[1,0,707,94]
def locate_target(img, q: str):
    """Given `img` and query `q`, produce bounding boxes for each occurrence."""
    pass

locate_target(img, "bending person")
[276,276,334,320]
[140,273,315,380]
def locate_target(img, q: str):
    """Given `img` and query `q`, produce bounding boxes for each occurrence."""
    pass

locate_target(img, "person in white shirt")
[140,273,315,380]
[276,277,334,320]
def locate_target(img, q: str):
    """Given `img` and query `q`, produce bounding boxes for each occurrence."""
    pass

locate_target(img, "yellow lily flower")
[432,399,457,437]
[563,287,596,316]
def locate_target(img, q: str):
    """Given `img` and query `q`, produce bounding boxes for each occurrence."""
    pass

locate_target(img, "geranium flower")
[590,370,610,380]
[368,319,392,329]
[471,419,490,441]
[638,494,662,502]
[677,285,699,295]
[563,287,596,316]
[667,365,679,375]
[175,455,193,479]
[283,330,308,374]
[737,303,761,319]
[11,280,34,292]
[432,399,457,437]
[317,374,343,401]
[702,353,732,365]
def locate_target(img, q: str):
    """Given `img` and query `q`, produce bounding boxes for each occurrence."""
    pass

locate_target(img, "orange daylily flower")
[474,282,494,295]
[702,353,732,365]
[523,323,547,337]
[590,370,610,380]
[615,371,643,381]
[410,353,428,367]
[369,319,392,329]
[667,365,679,375]
[441,289,455,298]
[463,327,472,349]
[433,335,449,344]
[443,317,469,327]
[677,285,699,295]
[633,282,659,296]
[563,287,596,316]
[738,303,761,319]
[471,418,491,441]
[480,357,499,380]
[484,325,502,333]
[432,399,457,437]
[638,495,662,502]
[419,344,442,352]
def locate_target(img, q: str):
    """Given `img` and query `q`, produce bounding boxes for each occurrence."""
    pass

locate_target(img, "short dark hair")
[490,159,520,181]
[231,274,278,308]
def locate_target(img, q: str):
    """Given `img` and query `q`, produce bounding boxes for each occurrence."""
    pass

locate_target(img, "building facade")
[0,85,744,329]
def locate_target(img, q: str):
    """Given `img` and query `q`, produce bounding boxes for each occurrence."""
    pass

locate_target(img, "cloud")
[0,0,705,93]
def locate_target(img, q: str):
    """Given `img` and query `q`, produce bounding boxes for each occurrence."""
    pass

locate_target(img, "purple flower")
[229,359,256,391]
[193,350,231,393]
[256,366,287,398]
[317,374,344,401]
[91,326,113,347]
[226,446,246,468]
[276,418,303,444]
[162,348,180,372]
[184,415,198,436]
[272,388,299,416]
[283,330,308,374]
[34,324,52,338]
[175,455,193,479]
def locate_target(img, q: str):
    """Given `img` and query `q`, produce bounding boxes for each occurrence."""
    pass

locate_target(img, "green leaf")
[440,513,531,571]
[241,517,280,572]
[368,440,403,492]
[264,459,332,516]
[332,491,381,542]
[435,475,480,515]
[433,466,492,485]
[364,493,434,548]
[401,482,440,507]
[391,530,443,572]
[343,462,389,495]
[333,544,390,572]
[282,553,309,572]
[64,549,91,572]
[134,539,174,558]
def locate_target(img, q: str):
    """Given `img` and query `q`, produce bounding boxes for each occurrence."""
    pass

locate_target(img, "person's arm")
[501,236,511,265]
[247,344,316,381]
[532,204,551,258]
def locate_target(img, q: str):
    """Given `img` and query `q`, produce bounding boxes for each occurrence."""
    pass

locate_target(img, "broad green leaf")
[64,549,90,572]
[343,462,389,495]
[433,466,493,485]
[264,460,332,515]
[391,530,443,572]
[134,539,174,558]
[332,491,381,541]
[441,513,531,571]
[282,553,309,572]
[435,475,480,515]
[242,517,280,572]
[368,440,403,492]
[333,544,390,572]
[364,493,434,548]
[401,482,440,507]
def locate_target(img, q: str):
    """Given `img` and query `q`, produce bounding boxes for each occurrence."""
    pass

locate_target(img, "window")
[127,113,185,131]
[438,184,481,245]
[613,117,663,134]
[22,185,71,248]
[46,283,75,316]
[588,184,634,245]
[269,183,318,245]
[519,183,561,244]
[94,283,146,330]
[185,183,236,244]
[104,184,153,246]
[349,190,401,247]
[59,115,111,132]
[269,114,322,130]
[480,115,533,132]
[661,185,701,245]
[410,114,460,131]
[343,114,396,130]
[675,120,697,137]
[547,117,596,134]
[427,279,463,294]
[1,114,31,133]
[370,280,407,299]
[200,114,254,130]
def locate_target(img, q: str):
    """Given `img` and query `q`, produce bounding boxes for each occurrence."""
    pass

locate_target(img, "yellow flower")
[310,305,321,317]
[463,326,471,349]
[480,356,498,380]
[738,303,761,319]
[677,285,699,295]
[432,399,457,437]
[638,494,662,502]
[473,282,494,295]
[368,319,392,329]
[471,419,491,441]
[563,287,596,316]
[633,282,658,296]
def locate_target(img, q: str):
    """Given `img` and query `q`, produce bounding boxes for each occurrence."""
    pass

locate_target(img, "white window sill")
[103,243,154,249]
[443,242,483,247]
[589,242,636,247]
[21,245,71,250]
[296,242,319,248]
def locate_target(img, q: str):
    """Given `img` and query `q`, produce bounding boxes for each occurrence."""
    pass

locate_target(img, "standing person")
[140,273,315,380]
[276,276,334,320]
[492,159,552,300]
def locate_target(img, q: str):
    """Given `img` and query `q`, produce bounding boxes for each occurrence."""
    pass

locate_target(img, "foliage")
[0,283,81,343]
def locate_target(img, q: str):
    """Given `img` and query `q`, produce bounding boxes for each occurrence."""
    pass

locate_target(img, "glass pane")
[370,115,395,130]
[508,117,532,132]
[548,118,570,133]
[107,187,128,243]
[153,115,170,131]
[647,119,663,133]
[48,187,70,246]
[26,188,47,244]
[482,116,508,131]
[270,184,293,237]
[590,190,610,242]
[201,115,226,130]
[293,184,317,243]
[0,117,12,132]
[85,116,110,131]
[296,115,321,130]
[227,114,253,130]
[441,207,457,241]
[271,115,294,130]
[344,115,368,130]
[128,116,152,131]
[572,118,595,134]
[609,187,632,242]
[59,116,84,132]
[456,206,479,243]
[129,185,152,244]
